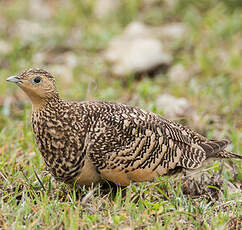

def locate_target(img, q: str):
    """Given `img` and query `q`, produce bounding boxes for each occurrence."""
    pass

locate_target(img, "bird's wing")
[85,102,207,185]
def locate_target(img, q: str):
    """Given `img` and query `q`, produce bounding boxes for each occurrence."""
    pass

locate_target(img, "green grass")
[0,0,241,229]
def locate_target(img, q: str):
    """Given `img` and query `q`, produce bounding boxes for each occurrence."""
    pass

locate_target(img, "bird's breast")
[31,112,87,182]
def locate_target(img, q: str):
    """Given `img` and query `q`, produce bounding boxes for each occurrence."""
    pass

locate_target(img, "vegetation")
[0,0,241,229]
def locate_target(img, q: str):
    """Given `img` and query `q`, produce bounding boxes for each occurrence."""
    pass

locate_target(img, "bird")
[6,68,242,186]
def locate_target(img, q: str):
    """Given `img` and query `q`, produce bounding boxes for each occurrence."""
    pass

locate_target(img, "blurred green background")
[0,0,241,229]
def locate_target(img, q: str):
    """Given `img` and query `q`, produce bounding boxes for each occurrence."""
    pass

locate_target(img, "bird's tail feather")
[199,139,230,156]
[215,149,242,159]
[199,139,241,159]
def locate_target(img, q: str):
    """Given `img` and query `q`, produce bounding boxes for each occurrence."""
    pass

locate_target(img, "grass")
[0,0,241,229]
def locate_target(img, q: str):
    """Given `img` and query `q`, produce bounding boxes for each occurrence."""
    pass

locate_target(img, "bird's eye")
[32,76,42,84]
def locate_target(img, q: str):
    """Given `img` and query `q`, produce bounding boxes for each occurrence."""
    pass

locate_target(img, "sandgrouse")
[7,69,242,186]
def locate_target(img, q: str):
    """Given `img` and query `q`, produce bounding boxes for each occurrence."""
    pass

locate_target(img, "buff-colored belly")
[76,156,102,186]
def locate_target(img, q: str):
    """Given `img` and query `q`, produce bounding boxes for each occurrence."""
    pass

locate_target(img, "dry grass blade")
[81,187,97,205]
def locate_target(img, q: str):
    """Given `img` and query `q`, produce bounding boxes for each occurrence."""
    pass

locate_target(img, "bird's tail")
[214,149,242,159]
[199,139,242,159]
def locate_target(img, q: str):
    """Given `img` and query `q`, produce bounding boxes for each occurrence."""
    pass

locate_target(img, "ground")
[0,0,241,229]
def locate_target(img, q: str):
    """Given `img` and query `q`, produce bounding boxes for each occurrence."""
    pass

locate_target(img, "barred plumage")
[7,69,242,186]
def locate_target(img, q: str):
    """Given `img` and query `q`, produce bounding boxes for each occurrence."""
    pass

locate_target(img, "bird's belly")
[76,156,102,186]
[99,167,169,186]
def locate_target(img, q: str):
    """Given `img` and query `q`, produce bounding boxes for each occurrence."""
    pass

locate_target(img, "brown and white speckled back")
[31,98,240,186]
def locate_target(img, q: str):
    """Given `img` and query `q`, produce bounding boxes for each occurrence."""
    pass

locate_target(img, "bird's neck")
[32,94,61,111]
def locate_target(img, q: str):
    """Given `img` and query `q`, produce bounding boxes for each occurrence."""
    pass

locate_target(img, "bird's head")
[6,68,59,109]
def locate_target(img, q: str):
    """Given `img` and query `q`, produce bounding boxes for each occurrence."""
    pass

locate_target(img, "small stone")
[168,64,190,83]
[14,20,62,42]
[29,0,52,20]
[94,0,121,18]
[154,23,187,41]
[32,52,46,65]
[104,21,172,76]
[15,20,43,40]
[156,94,195,120]
[0,40,12,55]
[50,65,74,86]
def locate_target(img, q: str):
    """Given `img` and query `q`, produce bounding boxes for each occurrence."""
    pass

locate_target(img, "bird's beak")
[6,75,22,83]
